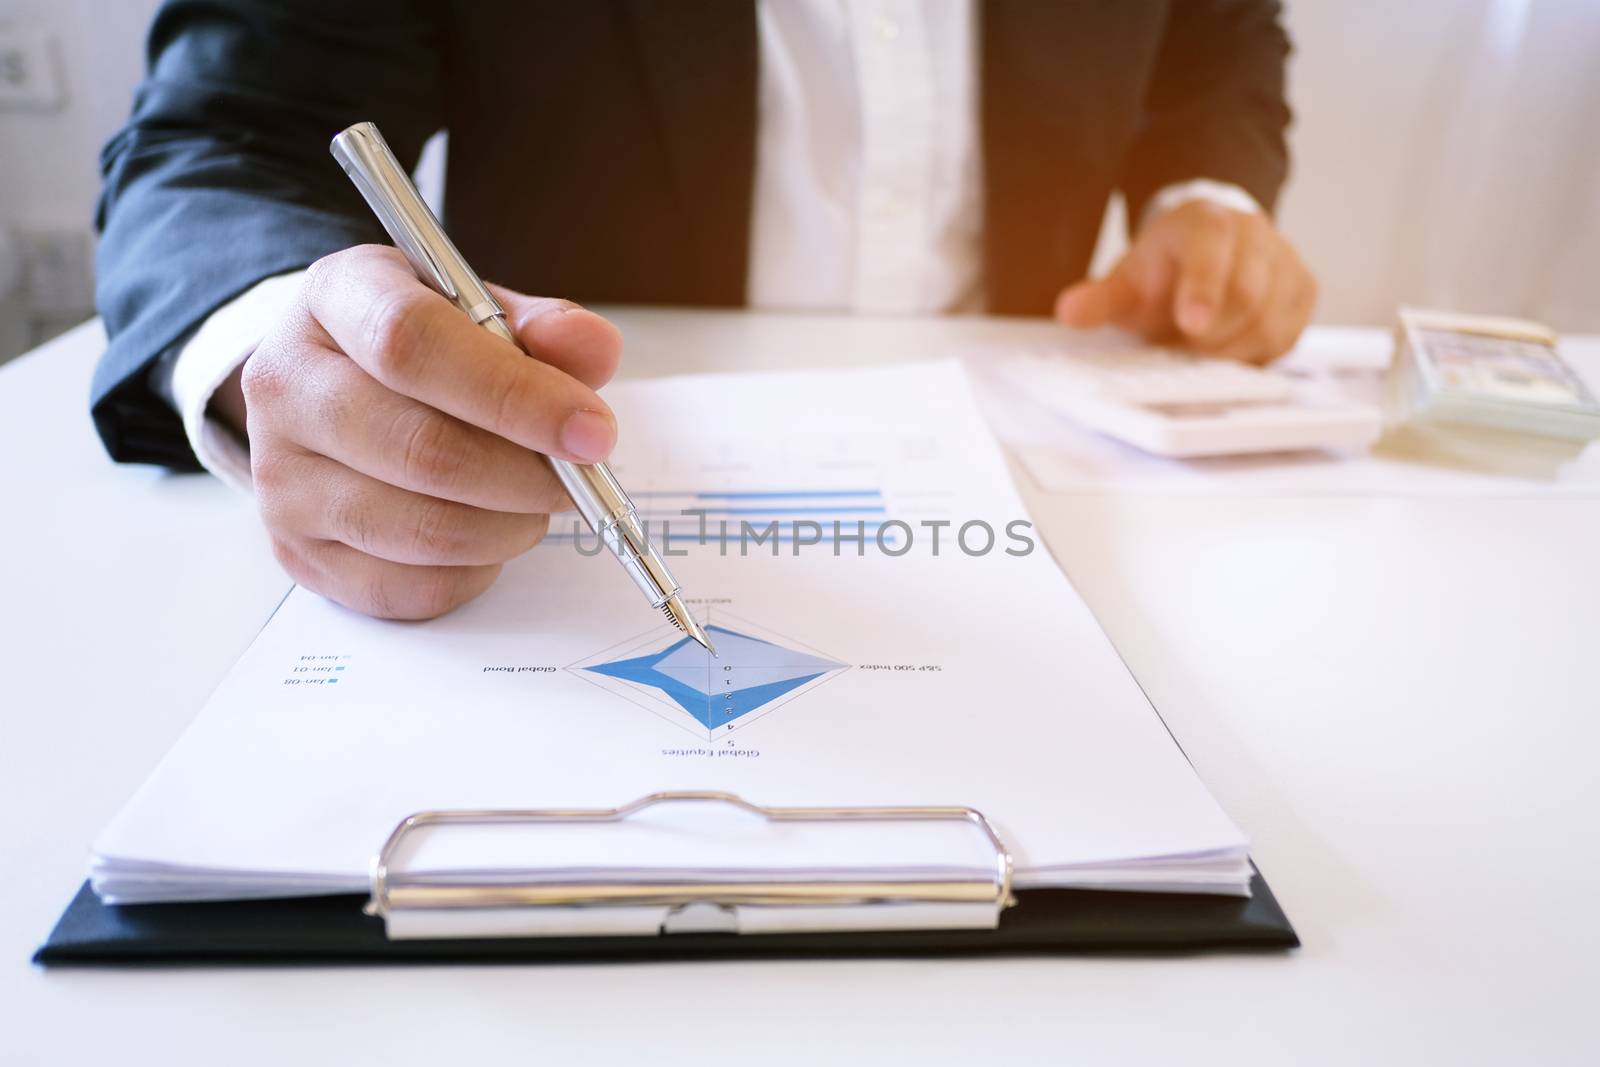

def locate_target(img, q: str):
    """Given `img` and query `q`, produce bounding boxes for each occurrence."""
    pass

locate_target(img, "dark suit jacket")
[91,0,1291,469]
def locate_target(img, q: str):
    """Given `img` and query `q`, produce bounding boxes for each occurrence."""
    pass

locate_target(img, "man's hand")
[1054,200,1316,364]
[215,244,622,620]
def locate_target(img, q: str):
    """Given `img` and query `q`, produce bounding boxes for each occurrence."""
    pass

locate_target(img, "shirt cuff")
[169,271,305,493]
[1139,179,1264,231]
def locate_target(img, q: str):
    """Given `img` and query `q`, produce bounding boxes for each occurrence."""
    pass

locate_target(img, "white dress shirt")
[167,0,1259,489]
[748,0,983,312]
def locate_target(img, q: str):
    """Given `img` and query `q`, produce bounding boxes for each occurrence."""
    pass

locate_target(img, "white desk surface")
[3,312,1597,1066]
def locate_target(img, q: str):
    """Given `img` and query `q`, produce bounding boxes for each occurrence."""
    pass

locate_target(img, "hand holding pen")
[206,159,636,629]
[330,123,713,650]
[223,241,619,620]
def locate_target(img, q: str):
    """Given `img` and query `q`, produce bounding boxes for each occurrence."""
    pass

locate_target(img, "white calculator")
[998,347,1381,458]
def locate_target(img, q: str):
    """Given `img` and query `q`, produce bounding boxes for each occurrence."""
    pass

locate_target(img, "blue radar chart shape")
[569,615,848,740]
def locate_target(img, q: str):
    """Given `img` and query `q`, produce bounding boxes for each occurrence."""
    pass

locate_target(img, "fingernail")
[536,301,580,322]
[560,409,616,462]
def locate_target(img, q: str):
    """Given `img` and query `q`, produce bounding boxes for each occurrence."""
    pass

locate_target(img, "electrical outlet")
[22,229,94,315]
[0,29,62,111]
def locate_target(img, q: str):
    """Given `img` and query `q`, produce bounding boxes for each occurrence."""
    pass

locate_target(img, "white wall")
[0,0,148,232]
[0,0,1596,361]
[1280,0,1600,329]
[0,0,156,356]
[1277,0,1488,324]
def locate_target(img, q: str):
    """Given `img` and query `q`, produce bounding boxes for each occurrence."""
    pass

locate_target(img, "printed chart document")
[91,361,1253,909]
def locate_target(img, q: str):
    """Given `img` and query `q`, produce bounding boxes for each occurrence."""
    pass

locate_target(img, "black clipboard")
[36,792,1296,965]
[36,872,1295,964]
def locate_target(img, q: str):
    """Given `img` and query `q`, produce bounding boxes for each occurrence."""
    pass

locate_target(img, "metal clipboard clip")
[366,791,1017,940]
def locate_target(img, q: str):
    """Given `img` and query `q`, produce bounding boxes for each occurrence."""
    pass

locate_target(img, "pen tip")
[662,595,717,656]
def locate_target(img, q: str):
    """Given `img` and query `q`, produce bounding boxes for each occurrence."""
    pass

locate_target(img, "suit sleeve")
[1121,0,1292,224]
[90,0,444,469]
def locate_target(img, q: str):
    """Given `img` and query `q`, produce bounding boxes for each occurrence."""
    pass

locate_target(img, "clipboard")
[35,792,1297,964]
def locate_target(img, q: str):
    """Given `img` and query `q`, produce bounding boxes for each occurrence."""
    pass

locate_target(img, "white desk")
[4,312,1597,1066]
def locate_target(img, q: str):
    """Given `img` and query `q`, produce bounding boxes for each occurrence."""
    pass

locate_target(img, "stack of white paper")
[90,361,1253,910]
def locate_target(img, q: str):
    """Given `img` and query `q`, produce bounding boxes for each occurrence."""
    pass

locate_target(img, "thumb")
[491,285,624,391]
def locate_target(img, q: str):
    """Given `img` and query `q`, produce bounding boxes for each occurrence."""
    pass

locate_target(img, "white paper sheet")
[91,361,1250,905]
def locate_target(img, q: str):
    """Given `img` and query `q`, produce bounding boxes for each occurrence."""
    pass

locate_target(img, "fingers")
[257,448,550,567]
[248,339,570,514]
[1163,207,1316,362]
[302,245,617,463]
[239,245,620,623]
[1113,250,1178,338]
[1179,215,1272,347]
[1226,223,1275,331]
[491,284,624,391]
[1198,248,1318,364]
[271,532,503,621]
[1053,203,1318,365]
[1171,208,1238,338]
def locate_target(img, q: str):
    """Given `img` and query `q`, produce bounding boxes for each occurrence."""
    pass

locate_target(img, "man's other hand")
[1054,201,1316,364]
[213,245,623,620]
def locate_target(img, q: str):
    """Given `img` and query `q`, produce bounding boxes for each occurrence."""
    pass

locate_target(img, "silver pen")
[330,122,716,655]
